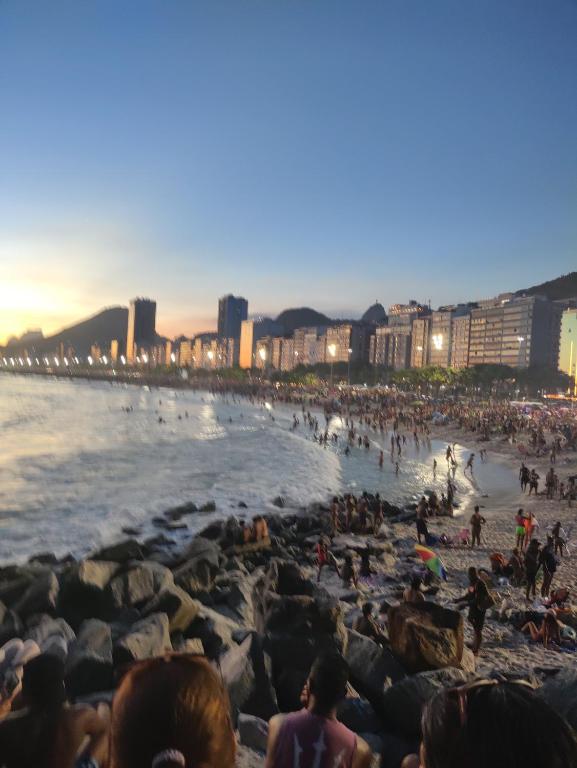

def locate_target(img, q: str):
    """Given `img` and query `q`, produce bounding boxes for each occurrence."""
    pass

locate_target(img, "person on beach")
[464,453,475,477]
[353,603,387,646]
[341,554,358,589]
[330,497,341,536]
[528,469,540,495]
[416,499,429,545]
[265,652,373,768]
[524,539,540,602]
[0,653,109,768]
[521,610,562,649]
[551,521,566,557]
[515,509,526,550]
[539,537,557,598]
[379,450,384,468]
[403,575,425,604]
[519,462,530,492]
[109,653,235,768]
[455,567,491,655]
[469,505,486,548]
[400,678,577,768]
[316,538,330,582]
[433,458,437,479]
[373,500,384,535]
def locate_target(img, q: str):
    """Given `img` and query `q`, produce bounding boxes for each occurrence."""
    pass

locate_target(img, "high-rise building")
[410,317,431,368]
[126,298,157,363]
[239,318,283,368]
[450,314,471,369]
[468,295,561,368]
[218,295,248,340]
[324,324,367,363]
[559,308,577,385]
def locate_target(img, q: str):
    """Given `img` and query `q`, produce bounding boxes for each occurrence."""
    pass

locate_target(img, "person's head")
[467,567,478,585]
[109,654,235,768]
[474,505,479,514]
[22,654,66,711]
[307,652,349,715]
[361,602,374,617]
[420,680,577,768]
[411,575,422,591]
[332,496,338,504]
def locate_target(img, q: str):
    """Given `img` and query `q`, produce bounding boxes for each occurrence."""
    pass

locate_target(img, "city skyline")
[1,1,576,344]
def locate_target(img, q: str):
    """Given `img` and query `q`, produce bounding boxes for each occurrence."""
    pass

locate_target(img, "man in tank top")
[265,652,372,768]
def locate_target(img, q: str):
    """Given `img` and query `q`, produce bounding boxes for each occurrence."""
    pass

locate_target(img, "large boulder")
[142,584,199,633]
[344,630,405,706]
[25,615,76,661]
[0,603,23,645]
[388,602,464,672]
[173,537,221,594]
[58,561,120,629]
[105,562,173,613]
[185,604,239,659]
[337,696,382,734]
[113,613,172,666]
[254,562,347,711]
[380,668,469,740]
[539,668,577,731]
[211,572,256,626]
[65,619,114,697]
[91,539,144,563]
[13,572,59,619]
[237,714,269,753]
[219,632,278,724]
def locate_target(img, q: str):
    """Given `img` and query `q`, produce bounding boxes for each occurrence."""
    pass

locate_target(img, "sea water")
[0,374,515,562]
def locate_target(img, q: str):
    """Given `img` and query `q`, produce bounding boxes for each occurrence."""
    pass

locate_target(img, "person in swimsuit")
[265,653,372,768]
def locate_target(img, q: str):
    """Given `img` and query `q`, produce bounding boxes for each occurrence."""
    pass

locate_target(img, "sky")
[1,0,576,343]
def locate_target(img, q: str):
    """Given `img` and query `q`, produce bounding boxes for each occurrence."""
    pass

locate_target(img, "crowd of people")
[0,647,575,768]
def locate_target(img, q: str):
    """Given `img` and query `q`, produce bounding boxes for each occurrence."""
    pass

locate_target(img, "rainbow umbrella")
[415,544,448,581]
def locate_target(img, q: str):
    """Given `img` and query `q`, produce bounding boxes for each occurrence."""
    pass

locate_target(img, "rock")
[380,668,468,739]
[337,696,382,734]
[255,561,347,711]
[65,619,114,697]
[142,584,199,633]
[272,496,285,508]
[198,520,225,541]
[238,501,248,509]
[0,576,36,608]
[164,501,198,520]
[173,538,221,593]
[105,562,173,612]
[25,615,75,661]
[219,633,278,723]
[185,604,239,659]
[28,552,58,566]
[539,668,577,730]
[91,539,144,563]
[0,607,23,645]
[344,630,405,707]
[200,501,216,512]
[13,571,59,619]
[121,527,141,536]
[113,613,172,666]
[238,714,268,753]
[258,559,314,598]
[58,560,120,629]
[388,602,464,672]
[213,572,255,626]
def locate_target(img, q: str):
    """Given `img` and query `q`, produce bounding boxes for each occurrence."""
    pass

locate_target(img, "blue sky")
[1,0,576,341]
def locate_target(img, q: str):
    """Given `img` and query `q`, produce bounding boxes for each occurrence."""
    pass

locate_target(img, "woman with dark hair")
[401,679,577,768]
[109,654,235,768]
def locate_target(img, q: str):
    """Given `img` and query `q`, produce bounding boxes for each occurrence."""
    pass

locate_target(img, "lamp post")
[327,343,336,388]
[347,347,352,386]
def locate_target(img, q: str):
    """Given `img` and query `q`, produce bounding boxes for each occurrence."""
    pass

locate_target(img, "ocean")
[0,374,515,562]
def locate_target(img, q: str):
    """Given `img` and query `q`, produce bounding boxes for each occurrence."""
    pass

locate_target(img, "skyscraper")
[126,298,157,363]
[218,295,248,340]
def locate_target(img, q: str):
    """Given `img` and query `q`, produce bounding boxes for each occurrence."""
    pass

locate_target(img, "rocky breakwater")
[0,506,575,768]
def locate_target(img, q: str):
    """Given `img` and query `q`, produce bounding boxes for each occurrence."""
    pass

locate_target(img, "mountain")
[5,306,129,355]
[275,307,333,333]
[516,272,577,301]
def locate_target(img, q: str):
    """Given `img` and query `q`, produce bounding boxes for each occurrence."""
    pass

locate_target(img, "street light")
[327,343,336,387]
[347,347,352,386]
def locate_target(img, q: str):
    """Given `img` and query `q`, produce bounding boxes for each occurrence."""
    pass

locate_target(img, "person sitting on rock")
[400,677,577,768]
[0,653,109,768]
[403,575,425,604]
[109,653,235,768]
[353,602,388,646]
[265,652,373,768]
[359,548,374,579]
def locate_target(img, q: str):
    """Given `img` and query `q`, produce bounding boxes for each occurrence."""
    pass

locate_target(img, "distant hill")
[516,272,577,301]
[6,306,128,355]
[275,307,333,333]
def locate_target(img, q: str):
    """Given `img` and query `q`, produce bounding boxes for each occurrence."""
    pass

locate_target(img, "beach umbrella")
[415,544,448,581]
